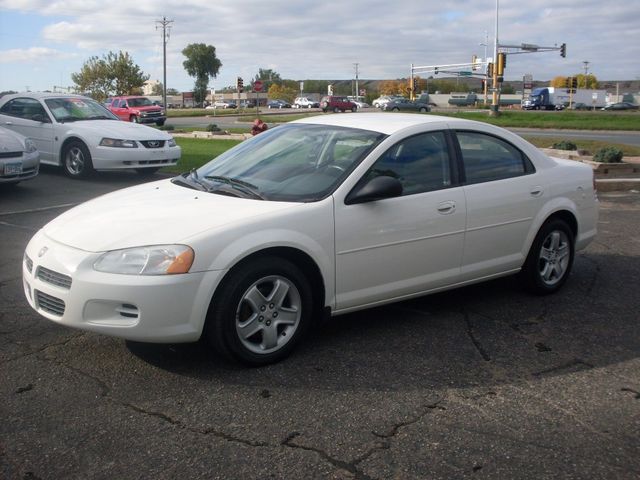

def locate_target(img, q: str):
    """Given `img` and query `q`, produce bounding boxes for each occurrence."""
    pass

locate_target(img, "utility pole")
[490,0,500,116]
[156,17,173,110]
[353,63,359,99]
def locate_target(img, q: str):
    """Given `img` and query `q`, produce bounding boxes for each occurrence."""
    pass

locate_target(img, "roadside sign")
[459,71,472,76]
[254,80,263,92]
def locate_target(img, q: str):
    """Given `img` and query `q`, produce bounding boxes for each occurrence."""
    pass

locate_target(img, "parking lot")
[1,168,639,480]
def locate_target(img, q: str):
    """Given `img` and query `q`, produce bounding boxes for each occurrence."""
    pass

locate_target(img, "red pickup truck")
[106,96,166,126]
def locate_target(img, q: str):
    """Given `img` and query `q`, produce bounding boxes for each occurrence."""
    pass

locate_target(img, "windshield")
[127,97,154,107]
[177,124,386,202]
[45,97,118,122]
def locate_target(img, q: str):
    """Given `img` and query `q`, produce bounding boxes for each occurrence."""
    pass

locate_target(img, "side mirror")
[31,114,50,123]
[345,175,403,205]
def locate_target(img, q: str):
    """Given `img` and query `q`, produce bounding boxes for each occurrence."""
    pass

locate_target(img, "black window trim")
[451,129,536,185]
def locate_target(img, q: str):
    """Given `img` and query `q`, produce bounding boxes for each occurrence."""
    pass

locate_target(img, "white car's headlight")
[167,138,177,147]
[100,138,138,148]
[93,245,194,275]
[24,138,37,153]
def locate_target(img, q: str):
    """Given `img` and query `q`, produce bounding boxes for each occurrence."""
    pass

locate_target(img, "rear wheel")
[205,257,313,366]
[520,219,575,294]
[62,141,93,179]
[392,107,400,112]
[419,107,427,112]
[333,107,340,113]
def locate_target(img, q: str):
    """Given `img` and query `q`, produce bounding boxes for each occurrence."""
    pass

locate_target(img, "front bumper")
[90,144,181,171]
[0,150,39,183]
[23,230,224,343]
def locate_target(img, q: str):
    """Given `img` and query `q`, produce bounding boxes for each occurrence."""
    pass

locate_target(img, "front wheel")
[62,141,93,179]
[205,257,313,366]
[130,115,139,123]
[156,119,165,127]
[419,107,427,112]
[520,219,575,294]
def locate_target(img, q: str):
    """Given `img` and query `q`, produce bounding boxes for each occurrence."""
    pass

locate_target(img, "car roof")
[293,112,490,135]
[0,92,90,101]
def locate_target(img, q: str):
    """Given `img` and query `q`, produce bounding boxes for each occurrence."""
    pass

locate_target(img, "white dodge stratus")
[0,93,180,178]
[23,113,598,365]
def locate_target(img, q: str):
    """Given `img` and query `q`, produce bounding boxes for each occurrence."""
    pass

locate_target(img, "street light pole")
[490,0,500,116]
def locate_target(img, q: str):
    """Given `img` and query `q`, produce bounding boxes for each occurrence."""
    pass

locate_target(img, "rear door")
[454,130,541,281]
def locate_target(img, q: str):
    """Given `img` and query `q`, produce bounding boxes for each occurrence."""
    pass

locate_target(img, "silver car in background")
[0,125,39,185]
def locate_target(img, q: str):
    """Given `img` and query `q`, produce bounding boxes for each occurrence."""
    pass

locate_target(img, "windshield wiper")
[171,170,209,191]
[204,175,265,200]
[86,115,113,120]
[57,116,78,123]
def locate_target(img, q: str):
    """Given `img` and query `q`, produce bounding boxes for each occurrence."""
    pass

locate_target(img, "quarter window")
[456,131,533,184]
[364,131,452,196]
[0,98,49,122]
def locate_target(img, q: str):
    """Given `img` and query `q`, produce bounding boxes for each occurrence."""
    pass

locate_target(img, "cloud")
[0,47,76,63]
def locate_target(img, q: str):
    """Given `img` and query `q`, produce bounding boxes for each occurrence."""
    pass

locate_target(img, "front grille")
[140,140,166,149]
[35,290,65,316]
[37,266,72,289]
[0,151,22,159]
[25,254,33,273]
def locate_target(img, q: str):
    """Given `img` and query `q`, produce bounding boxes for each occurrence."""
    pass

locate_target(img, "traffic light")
[571,77,578,93]
[412,77,418,91]
[236,77,244,93]
[560,43,566,58]
[497,53,506,76]
[487,62,494,78]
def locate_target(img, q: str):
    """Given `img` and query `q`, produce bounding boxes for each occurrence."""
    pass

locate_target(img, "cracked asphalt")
[1,168,639,480]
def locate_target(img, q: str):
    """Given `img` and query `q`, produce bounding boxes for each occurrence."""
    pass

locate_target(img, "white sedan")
[0,93,181,178]
[23,113,598,365]
[0,125,40,184]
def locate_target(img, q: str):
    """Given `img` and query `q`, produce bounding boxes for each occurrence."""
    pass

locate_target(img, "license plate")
[4,162,22,175]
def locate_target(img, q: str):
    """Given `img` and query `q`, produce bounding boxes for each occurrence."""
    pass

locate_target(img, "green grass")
[237,112,323,123]
[521,136,640,157]
[163,137,241,173]
[167,108,256,118]
[432,110,640,131]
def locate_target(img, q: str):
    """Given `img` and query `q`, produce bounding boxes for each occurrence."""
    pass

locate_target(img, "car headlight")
[99,138,138,148]
[24,138,37,153]
[167,138,177,147]
[93,245,194,275]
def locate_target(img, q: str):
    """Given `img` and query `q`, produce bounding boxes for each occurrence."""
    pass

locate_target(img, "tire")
[520,219,575,295]
[392,107,400,112]
[419,107,427,112]
[205,257,313,366]
[333,107,340,113]
[351,107,357,112]
[130,115,139,123]
[156,119,165,127]
[62,141,93,179]
[135,167,160,176]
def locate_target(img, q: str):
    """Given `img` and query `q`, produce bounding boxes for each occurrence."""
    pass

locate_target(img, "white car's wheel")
[521,219,575,294]
[63,141,94,179]
[205,257,313,366]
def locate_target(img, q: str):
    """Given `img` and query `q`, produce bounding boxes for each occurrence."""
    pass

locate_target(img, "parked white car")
[0,125,40,185]
[0,93,181,178]
[293,97,319,109]
[23,113,598,365]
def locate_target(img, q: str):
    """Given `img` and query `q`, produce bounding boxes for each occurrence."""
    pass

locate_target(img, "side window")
[0,98,48,121]
[457,131,532,184]
[364,131,452,196]
[112,99,120,108]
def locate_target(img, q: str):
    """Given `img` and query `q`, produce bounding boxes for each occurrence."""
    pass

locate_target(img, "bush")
[160,124,174,131]
[552,140,577,151]
[206,123,221,132]
[593,146,624,163]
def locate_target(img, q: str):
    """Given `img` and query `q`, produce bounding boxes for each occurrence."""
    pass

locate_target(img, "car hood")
[0,126,26,151]
[62,120,171,140]
[42,179,300,252]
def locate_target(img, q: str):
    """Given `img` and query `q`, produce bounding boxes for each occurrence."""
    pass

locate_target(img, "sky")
[0,0,639,94]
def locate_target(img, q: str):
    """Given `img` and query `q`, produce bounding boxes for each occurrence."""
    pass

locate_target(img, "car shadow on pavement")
[125,252,640,392]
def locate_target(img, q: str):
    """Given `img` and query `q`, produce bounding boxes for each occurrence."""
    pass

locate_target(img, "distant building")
[143,80,160,96]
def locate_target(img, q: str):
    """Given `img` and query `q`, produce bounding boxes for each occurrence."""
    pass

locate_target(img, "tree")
[182,43,222,106]
[71,51,149,101]
[576,74,598,89]
[550,76,568,88]
[268,84,297,103]
[151,83,164,96]
[166,88,180,95]
[252,68,282,92]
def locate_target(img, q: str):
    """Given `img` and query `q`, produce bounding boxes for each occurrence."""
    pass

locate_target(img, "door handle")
[530,186,544,197]
[4,121,13,125]
[437,201,456,214]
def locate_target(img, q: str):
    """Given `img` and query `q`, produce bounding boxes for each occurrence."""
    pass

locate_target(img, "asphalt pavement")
[1,169,639,480]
